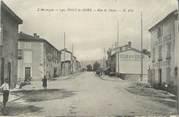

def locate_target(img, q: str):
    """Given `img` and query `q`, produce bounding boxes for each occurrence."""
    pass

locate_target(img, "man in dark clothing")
[42,76,47,90]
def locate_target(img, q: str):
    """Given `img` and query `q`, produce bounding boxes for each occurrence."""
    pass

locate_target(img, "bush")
[152,83,177,95]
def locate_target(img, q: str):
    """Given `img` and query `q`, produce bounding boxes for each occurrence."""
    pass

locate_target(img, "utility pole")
[63,32,66,76]
[177,0,179,113]
[103,48,106,69]
[117,20,120,76]
[64,32,66,49]
[72,43,74,74]
[140,12,144,81]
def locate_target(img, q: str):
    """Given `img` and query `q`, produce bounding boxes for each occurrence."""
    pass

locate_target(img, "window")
[158,45,162,61]
[152,48,155,62]
[166,43,171,59]
[0,26,2,46]
[24,51,32,63]
[166,67,171,83]
[18,49,23,59]
[24,42,32,49]
[157,27,163,38]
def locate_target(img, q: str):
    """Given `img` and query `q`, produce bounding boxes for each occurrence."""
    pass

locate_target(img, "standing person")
[0,79,10,108]
[42,76,47,90]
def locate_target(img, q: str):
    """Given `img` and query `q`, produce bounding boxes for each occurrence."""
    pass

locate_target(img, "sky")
[3,0,178,61]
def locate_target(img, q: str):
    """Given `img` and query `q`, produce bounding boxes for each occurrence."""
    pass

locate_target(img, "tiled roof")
[59,48,72,54]
[149,10,178,32]
[1,1,23,24]
[18,32,59,52]
[111,46,150,57]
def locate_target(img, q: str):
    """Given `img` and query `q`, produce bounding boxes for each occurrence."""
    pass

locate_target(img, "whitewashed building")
[18,32,61,82]
[60,49,73,76]
[108,42,150,80]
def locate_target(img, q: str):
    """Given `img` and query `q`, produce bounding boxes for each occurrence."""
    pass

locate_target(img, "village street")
[0,72,177,116]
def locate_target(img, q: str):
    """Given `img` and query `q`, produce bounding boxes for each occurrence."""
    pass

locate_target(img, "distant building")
[59,49,73,76]
[107,42,150,80]
[76,60,81,72]
[71,56,81,73]
[0,1,23,88]
[18,32,61,82]
[149,10,178,88]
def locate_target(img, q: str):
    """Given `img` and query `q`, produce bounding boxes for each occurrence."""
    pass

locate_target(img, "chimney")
[34,33,39,38]
[128,41,132,48]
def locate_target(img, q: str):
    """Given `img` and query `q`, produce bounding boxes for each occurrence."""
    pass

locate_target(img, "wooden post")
[177,0,179,113]
[64,32,66,76]
[117,20,120,76]
[141,12,143,81]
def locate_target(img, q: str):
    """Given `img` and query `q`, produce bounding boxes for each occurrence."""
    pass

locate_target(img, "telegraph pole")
[64,32,66,49]
[63,32,66,76]
[72,43,74,74]
[103,48,106,69]
[177,0,179,113]
[117,20,120,76]
[140,12,144,81]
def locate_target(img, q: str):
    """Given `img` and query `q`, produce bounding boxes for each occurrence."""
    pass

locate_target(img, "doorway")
[1,58,4,85]
[8,62,11,88]
[158,68,162,85]
[25,67,31,81]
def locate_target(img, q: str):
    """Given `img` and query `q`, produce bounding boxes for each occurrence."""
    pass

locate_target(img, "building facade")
[149,10,178,88]
[72,56,81,73]
[107,42,150,80]
[18,32,60,82]
[60,49,73,76]
[0,1,23,88]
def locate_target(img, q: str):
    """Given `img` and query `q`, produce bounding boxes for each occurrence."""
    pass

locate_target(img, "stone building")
[18,32,60,82]
[59,49,73,76]
[0,1,23,88]
[72,56,81,73]
[149,10,178,88]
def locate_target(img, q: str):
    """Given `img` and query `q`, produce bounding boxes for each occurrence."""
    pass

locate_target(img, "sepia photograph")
[0,0,179,116]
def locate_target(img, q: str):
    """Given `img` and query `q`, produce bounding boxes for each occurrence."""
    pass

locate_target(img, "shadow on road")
[13,89,76,102]
[126,84,177,108]
[0,103,42,116]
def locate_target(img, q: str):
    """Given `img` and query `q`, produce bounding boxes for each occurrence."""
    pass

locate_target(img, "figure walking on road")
[0,79,10,108]
[42,76,47,90]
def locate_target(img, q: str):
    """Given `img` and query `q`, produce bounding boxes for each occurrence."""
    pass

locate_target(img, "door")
[159,69,162,85]
[8,62,11,88]
[25,67,31,81]
[166,67,171,84]
[1,58,4,85]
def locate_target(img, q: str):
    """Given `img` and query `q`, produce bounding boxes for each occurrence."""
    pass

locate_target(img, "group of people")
[0,76,48,109]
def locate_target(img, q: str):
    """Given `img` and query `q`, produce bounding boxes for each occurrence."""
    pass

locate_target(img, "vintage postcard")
[0,0,179,116]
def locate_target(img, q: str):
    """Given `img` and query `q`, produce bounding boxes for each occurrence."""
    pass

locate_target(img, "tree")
[86,64,93,71]
[93,61,101,71]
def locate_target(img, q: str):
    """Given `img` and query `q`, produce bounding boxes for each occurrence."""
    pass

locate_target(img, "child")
[0,79,10,108]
